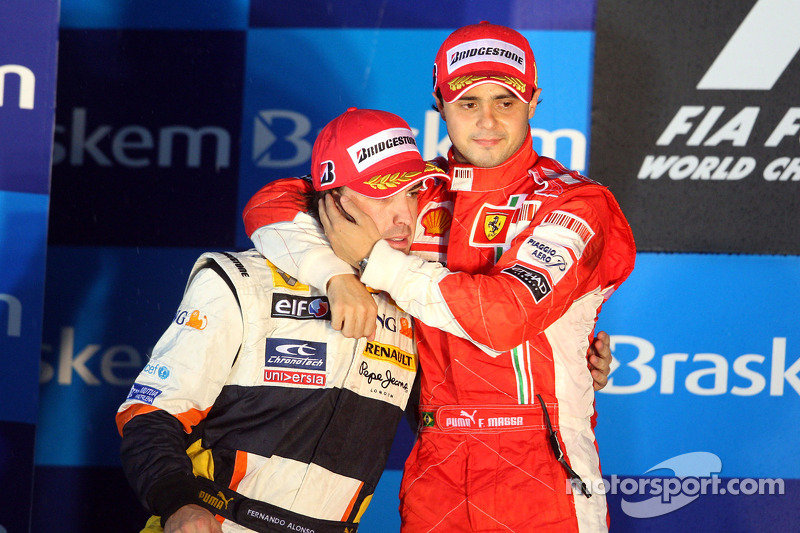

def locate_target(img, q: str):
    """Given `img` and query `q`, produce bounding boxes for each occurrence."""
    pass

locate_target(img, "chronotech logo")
[265,338,327,371]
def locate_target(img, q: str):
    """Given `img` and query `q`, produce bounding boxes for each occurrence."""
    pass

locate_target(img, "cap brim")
[348,160,448,199]
[439,72,533,104]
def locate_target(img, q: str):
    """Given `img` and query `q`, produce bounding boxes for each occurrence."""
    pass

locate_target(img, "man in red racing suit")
[242,22,635,533]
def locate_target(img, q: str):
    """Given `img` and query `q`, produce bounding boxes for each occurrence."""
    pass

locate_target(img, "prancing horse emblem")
[484,213,508,241]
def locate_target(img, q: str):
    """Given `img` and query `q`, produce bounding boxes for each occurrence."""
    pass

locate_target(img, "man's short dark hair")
[305,187,355,224]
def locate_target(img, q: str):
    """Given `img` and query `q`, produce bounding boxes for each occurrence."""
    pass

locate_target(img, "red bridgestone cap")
[433,21,538,103]
[312,107,446,199]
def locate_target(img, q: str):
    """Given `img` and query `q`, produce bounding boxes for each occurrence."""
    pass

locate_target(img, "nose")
[388,193,416,227]
[476,104,498,129]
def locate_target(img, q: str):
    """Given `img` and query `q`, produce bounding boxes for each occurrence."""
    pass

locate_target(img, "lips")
[385,233,412,251]
[473,137,502,147]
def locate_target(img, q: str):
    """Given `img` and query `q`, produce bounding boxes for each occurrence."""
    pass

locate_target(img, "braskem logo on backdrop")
[0,62,54,194]
[39,326,150,387]
[52,108,231,170]
[0,64,35,110]
[603,336,800,397]
[250,108,588,172]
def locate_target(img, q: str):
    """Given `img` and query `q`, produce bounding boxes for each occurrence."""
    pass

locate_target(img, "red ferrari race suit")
[243,132,636,532]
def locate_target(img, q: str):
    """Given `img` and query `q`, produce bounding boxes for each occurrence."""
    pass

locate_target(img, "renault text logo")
[0,64,35,110]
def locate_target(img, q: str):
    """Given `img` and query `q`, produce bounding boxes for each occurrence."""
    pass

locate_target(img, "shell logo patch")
[421,206,452,237]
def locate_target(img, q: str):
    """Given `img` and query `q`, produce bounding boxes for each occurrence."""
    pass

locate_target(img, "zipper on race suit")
[536,393,591,498]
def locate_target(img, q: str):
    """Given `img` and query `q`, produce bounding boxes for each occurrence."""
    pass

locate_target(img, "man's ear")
[432,91,445,121]
[528,87,543,119]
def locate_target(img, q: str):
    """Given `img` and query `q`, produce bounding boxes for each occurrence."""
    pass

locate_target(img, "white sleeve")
[126,266,244,416]
[360,239,501,356]
[250,212,356,292]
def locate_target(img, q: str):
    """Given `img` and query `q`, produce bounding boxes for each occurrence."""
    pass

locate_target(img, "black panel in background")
[48,30,245,248]
[248,0,596,30]
[32,466,149,533]
[591,0,800,254]
[0,422,35,533]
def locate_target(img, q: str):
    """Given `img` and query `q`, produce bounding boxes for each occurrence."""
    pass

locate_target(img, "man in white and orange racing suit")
[115,108,448,533]
[242,22,635,533]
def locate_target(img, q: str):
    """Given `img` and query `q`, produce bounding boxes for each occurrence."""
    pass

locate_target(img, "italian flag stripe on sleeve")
[511,342,535,404]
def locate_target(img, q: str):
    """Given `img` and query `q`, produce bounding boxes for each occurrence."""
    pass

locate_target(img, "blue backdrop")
[0,1,59,532]
[1,0,797,531]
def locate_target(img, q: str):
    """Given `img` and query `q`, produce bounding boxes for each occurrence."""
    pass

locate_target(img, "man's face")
[438,84,541,168]
[340,184,421,254]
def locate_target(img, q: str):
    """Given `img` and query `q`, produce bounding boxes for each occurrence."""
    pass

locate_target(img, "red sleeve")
[436,189,635,351]
[242,177,314,237]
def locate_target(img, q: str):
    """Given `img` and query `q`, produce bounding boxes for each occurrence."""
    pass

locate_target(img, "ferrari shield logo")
[484,212,508,241]
[470,204,518,247]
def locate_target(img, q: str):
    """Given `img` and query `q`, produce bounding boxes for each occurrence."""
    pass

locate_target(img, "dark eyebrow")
[456,90,517,102]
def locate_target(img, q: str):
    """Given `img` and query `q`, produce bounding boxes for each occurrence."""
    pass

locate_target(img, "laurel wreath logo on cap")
[365,173,416,190]
[447,75,527,94]
[447,75,488,91]
[364,162,445,190]
[490,75,526,93]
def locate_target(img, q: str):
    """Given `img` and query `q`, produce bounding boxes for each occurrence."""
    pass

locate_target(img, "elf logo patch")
[271,295,331,320]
